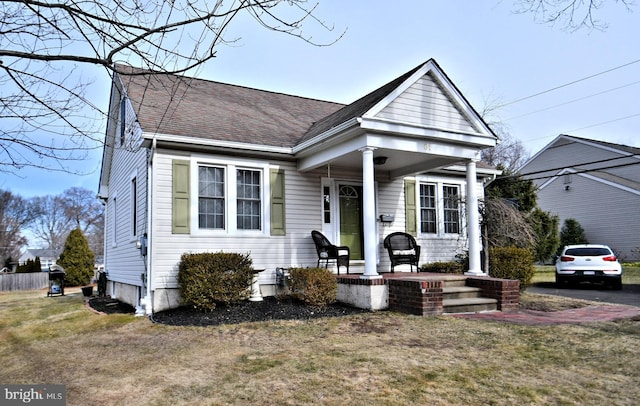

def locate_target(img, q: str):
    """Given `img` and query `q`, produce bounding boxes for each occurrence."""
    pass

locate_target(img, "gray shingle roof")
[116,65,344,148]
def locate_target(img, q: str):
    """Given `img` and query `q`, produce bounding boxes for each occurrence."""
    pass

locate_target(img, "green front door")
[339,185,363,260]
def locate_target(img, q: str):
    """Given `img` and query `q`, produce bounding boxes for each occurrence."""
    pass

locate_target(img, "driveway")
[527,282,640,307]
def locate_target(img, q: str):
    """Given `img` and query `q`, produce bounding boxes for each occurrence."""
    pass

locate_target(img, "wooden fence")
[0,272,49,291]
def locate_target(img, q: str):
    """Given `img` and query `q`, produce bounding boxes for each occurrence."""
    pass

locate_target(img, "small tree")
[57,228,96,286]
[558,218,588,252]
[529,208,560,263]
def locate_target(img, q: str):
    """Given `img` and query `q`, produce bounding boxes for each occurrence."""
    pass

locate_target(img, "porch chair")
[383,232,421,273]
[311,230,350,274]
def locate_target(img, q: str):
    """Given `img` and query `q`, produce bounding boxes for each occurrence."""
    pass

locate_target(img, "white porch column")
[360,147,381,279]
[464,159,486,276]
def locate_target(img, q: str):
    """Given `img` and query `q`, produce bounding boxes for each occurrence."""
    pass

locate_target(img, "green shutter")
[172,160,190,234]
[270,168,286,236]
[404,179,417,236]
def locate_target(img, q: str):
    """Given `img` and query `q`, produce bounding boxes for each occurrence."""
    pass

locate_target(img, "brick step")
[442,286,483,300]
[443,297,498,314]
[440,276,468,288]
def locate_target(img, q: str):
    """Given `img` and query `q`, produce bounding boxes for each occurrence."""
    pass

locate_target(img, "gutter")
[142,136,156,315]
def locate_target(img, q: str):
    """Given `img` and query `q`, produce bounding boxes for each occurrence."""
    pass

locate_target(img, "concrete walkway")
[454,304,640,325]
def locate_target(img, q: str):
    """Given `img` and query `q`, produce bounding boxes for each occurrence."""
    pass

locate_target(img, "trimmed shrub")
[489,246,534,290]
[57,228,96,286]
[289,267,337,307]
[421,261,464,274]
[178,252,254,311]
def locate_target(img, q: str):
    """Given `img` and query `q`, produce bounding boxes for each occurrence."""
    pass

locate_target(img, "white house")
[520,134,640,261]
[98,59,499,314]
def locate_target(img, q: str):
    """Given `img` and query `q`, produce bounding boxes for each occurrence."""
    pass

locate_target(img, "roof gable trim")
[362,60,494,137]
[539,168,640,196]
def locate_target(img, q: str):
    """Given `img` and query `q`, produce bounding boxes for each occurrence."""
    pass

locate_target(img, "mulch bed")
[151,297,370,326]
[88,297,136,314]
[88,296,369,326]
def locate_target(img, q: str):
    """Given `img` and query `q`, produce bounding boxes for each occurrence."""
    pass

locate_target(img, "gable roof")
[115,59,496,150]
[300,59,495,145]
[115,64,344,148]
[522,134,640,193]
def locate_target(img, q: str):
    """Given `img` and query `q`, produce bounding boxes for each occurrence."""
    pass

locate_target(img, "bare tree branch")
[513,0,635,31]
[0,0,343,174]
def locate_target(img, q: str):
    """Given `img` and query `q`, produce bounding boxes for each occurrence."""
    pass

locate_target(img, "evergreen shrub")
[288,267,337,307]
[178,252,254,311]
[420,261,464,274]
[489,246,534,290]
[58,228,96,286]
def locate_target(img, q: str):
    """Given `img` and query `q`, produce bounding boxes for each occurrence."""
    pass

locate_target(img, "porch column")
[360,147,381,279]
[464,159,486,276]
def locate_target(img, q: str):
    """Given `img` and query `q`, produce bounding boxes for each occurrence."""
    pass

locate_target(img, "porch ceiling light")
[373,156,388,165]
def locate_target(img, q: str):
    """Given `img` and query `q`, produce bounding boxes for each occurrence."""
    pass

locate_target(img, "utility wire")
[497,58,640,108]
[517,154,638,179]
[564,112,640,133]
[505,80,640,121]
[519,160,640,182]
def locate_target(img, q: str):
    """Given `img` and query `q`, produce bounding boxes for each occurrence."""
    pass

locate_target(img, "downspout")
[143,137,156,315]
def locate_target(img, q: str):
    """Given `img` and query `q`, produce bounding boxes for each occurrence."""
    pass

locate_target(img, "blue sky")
[2,0,639,198]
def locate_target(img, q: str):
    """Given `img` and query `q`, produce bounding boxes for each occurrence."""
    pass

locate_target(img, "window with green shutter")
[404,179,417,236]
[172,160,190,234]
[270,168,286,236]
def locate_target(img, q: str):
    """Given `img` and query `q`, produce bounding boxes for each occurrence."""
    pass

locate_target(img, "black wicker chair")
[383,232,421,273]
[311,230,350,274]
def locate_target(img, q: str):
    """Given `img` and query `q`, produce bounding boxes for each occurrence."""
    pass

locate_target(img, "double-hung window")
[419,184,437,233]
[198,166,225,229]
[443,185,460,234]
[197,164,263,232]
[236,169,261,230]
[418,182,462,235]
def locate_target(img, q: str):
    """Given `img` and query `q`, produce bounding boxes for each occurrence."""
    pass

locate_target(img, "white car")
[555,244,622,289]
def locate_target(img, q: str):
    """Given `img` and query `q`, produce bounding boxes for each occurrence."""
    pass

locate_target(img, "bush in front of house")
[420,261,464,274]
[57,228,96,286]
[178,252,254,311]
[288,267,337,307]
[489,246,534,289]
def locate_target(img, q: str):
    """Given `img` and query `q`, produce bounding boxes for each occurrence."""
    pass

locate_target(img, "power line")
[497,57,640,108]
[505,80,640,121]
[565,112,640,133]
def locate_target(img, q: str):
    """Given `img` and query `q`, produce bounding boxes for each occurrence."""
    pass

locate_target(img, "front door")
[339,185,363,260]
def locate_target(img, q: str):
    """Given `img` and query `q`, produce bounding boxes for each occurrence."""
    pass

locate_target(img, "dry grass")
[1,287,639,405]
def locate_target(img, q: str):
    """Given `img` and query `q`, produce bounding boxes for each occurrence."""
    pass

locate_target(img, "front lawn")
[1,287,639,405]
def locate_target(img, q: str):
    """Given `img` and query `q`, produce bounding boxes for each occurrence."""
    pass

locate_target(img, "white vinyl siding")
[102,95,148,288]
[377,73,476,133]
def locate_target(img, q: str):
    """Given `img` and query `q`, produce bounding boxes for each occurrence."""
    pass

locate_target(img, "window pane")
[237,169,261,230]
[443,186,459,234]
[420,184,436,233]
[199,166,225,229]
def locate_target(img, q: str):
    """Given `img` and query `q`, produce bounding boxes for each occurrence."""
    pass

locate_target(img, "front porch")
[336,272,520,315]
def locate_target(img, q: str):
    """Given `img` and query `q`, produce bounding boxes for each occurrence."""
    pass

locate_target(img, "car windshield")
[565,248,611,256]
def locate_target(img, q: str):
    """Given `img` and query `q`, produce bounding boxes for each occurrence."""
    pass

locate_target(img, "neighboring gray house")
[18,249,60,272]
[98,59,499,314]
[520,134,640,261]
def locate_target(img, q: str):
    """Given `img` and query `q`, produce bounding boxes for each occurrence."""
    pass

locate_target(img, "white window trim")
[130,170,138,242]
[190,155,270,237]
[416,175,466,238]
[111,193,118,248]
